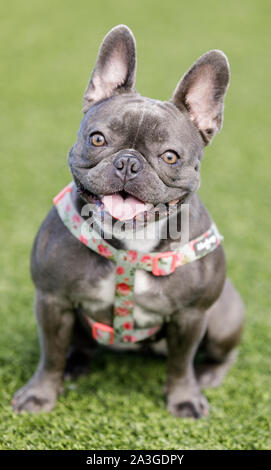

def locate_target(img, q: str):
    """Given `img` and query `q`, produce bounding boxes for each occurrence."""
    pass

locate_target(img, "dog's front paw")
[167,391,209,419]
[12,376,60,413]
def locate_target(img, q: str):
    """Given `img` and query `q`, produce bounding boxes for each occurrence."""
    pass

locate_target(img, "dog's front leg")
[12,289,75,413]
[166,308,209,419]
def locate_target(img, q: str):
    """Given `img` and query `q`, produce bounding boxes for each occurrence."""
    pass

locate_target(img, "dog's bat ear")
[171,50,230,145]
[83,25,137,112]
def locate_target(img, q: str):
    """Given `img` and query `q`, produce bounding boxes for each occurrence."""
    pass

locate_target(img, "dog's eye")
[161,151,179,165]
[89,132,106,147]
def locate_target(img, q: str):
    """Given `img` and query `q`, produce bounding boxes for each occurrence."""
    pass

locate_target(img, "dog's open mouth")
[77,184,182,222]
[102,192,154,221]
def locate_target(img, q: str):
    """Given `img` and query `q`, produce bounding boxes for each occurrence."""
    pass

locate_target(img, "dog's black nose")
[113,154,143,182]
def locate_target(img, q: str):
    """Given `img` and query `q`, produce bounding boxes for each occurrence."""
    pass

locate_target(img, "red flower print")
[116,283,132,296]
[116,266,125,275]
[124,300,134,307]
[190,240,196,251]
[72,214,81,223]
[65,204,71,212]
[98,244,113,257]
[79,235,88,245]
[92,237,97,244]
[148,327,158,336]
[123,335,137,342]
[115,307,130,316]
[123,322,133,330]
[127,250,138,263]
[140,254,152,264]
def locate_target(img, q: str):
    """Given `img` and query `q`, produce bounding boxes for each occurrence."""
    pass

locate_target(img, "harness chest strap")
[53,183,223,345]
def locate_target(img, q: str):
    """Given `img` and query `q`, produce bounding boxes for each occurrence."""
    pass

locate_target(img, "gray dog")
[12,25,244,418]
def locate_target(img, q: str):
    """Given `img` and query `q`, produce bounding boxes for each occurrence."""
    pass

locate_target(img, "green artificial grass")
[0,0,271,450]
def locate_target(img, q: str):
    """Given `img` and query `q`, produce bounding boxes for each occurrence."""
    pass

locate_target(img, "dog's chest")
[77,235,174,328]
[79,268,169,328]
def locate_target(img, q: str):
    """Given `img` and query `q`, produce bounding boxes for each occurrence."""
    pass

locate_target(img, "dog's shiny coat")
[12,25,244,418]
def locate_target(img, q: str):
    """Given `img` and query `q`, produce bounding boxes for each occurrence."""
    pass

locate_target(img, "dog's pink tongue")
[102,194,148,221]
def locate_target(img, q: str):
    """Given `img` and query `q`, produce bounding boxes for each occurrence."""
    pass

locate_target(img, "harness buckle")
[92,321,114,344]
[152,252,177,276]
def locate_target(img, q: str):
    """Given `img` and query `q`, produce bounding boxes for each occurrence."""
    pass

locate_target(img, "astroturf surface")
[0,0,270,450]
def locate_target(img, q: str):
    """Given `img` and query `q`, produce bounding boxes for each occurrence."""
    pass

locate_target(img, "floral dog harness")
[53,183,223,346]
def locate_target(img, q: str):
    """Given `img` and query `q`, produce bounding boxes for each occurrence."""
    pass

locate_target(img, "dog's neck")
[72,187,200,252]
[111,217,167,252]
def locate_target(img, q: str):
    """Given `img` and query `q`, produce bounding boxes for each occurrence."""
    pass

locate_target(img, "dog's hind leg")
[195,278,244,389]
